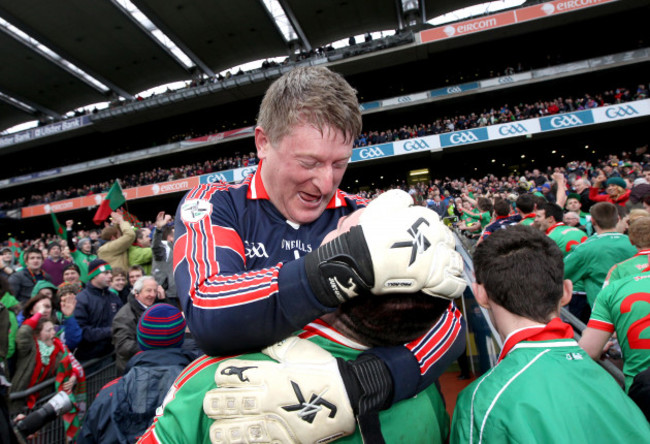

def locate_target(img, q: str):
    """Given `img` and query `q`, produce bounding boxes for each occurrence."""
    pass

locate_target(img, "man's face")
[111,274,127,291]
[166,228,175,244]
[2,251,11,263]
[138,229,152,248]
[644,169,650,183]
[81,241,92,254]
[63,268,80,283]
[49,245,61,259]
[89,231,98,241]
[533,209,551,231]
[129,269,143,286]
[135,278,158,307]
[256,124,352,225]
[563,213,580,227]
[566,198,581,212]
[93,270,112,289]
[26,253,43,271]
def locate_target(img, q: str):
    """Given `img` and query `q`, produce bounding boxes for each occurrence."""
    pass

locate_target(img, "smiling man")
[173,67,466,442]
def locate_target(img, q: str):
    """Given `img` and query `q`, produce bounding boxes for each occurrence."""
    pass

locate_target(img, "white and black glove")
[305,190,465,307]
[203,337,367,444]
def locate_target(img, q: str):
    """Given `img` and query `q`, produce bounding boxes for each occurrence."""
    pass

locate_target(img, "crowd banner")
[419,0,617,44]
[19,99,650,219]
[429,82,479,98]
[0,116,91,148]
[481,72,532,88]
[382,92,429,108]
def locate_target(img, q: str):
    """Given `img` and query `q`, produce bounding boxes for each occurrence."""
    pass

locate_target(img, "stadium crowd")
[2,65,650,442]
[1,82,647,212]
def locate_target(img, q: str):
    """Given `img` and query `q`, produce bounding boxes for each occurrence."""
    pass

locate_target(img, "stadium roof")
[0,0,482,132]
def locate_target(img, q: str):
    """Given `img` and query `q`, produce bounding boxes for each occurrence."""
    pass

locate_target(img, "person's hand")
[34,299,49,316]
[60,294,77,317]
[62,375,77,393]
[155,211,172,229]
[203,337,356,444]
[552,171,565,184]
[595,170,607,185]
[304,190,465,307]
[65,219,74,229]
[111,211,124,224]
[157,285,166,300]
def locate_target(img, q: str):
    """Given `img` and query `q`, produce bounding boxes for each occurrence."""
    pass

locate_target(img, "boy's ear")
[560,279,573,307]
[473,282,490,309]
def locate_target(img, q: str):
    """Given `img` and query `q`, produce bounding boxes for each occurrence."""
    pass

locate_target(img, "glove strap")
[337,354,393,444]
[305,226,374,307]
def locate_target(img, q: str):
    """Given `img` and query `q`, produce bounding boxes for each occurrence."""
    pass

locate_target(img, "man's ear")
[560,279,573,307]
[255,127,270,161]
[473,282,490,309]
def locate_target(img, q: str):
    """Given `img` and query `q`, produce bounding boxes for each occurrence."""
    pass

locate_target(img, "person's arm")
[111,313,140,367]
[579,285,615,359]
[65,220,76,252]
[553,172,568,208]
[579,327,612,360]
[129,246,153,266]
[152,211,172,262]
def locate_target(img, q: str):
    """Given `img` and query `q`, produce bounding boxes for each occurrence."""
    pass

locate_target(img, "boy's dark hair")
[336,293,450,347]
[516,194,535,214]
[493,198,511,217]
[24,247,43,260]
[477,197,494,214]
[532,195,547,210]
[473,225,564,323]
[590,202,619,230]
[540,202,563,223]
[161,225,174,240]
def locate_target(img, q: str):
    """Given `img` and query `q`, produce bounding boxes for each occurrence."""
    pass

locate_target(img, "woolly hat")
[566,193,581,202]
[606,177,627,189]
[87,259,111,280]
[137,303,186,351]
[31,280,59,297]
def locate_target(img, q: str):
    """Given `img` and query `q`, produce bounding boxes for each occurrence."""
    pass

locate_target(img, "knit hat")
[87,259,111,280]
[566,193,581,202]
[31,280,59,297]
[137,304,186,351]
[606,177,627,189]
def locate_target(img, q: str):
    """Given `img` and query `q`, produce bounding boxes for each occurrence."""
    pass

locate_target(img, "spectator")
[41,241,72,286]
[589,173,631,206]
[66,220,97,283]
[565,202,637,309]
[127,265,144,288]
[128,228,153,274]
[451,225,650,442]
[564,193,591,228]
[97,212,135,271]
[602,216,650,286]
[516,193,536,226]
[0,276,19,361]
[533,202,586,257]
[0,248,17,280]
[151,212,176,305]
[109,267,130,305]
[61,263,83,289]
[73,259,123,362]
[79,304,194,444]
[111,276,162,374]
[9,247,52,304]
[479,198,521,241]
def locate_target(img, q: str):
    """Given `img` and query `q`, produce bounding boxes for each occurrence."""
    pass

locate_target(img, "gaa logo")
[359,147,385,159]
[397,96,412,103]
[498,124,527,136]
[450,131,479,144]
[447,86,462,94]
[403,139,430,152]
[605,105,639,119]
[550,114,583,128]
[498,76,515,84]
[207,173,229,183]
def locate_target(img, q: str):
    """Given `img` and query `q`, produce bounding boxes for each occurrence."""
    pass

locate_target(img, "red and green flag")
[50,212,67,240]
[7,237,20,259]
[93,181,126,225]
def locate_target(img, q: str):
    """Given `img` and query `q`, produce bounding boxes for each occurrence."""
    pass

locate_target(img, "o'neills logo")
[153,181,189,195]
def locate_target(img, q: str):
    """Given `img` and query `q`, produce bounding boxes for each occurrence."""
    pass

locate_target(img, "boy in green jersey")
[603,216,650,286]
[451,225,650,444]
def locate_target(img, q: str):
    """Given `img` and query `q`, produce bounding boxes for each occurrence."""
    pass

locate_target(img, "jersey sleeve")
[173,185,333,356]
[363,302,466,403]
[564,247,586,285]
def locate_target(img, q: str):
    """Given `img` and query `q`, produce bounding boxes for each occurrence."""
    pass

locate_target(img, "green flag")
[50,212,67,240]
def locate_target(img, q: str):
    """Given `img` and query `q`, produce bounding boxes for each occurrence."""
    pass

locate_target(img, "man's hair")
[540,202,563,223]
[474,225,564,323]
[24,247,43,261]
[532,195,547,210]
[256,66,362,145]
[132,275,156,294]
[63,263,80,274]
[129,265,145,275]
[135,228,149,241]
[22,292,51,319]
[477,197,493,214]
[493,198,511,217]
[111,266,127,279]
[590,202,619,229]
[161,225,174,240]
[335,293,450,347]
[47,242,60,252]
[1,247,11,254]
[629,217,650,249]
[516,193,535,214]
[101,225,120,241]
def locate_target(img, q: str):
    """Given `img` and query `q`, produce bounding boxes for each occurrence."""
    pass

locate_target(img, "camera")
[14,391,73,442]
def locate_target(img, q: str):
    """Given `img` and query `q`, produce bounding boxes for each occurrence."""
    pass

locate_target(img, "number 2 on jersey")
[621,292,650,349]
